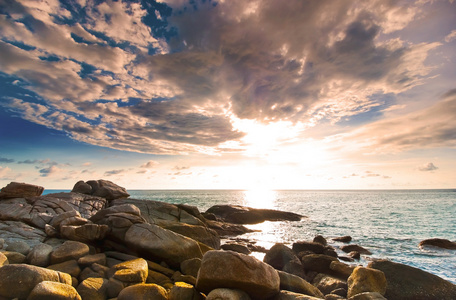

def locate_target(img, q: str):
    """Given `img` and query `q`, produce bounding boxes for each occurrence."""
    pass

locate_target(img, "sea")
[45,189,456,283]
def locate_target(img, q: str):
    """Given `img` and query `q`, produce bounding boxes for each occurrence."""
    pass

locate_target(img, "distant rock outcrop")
[419,238,456,250]
[72,180,129,200]
[205,204,304,224]
[0,182,44,199]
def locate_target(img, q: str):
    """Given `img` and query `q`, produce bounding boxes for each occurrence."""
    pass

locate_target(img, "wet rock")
[117,283,168,300]
[332,236,352,243]
[221,243,251,254]
[196,250,280,299]
[369,259,456,300]
[27,280,81,300]
[419,238,456,250]
[169,281,204,300]
[0,182,44,199]
[124,223,203,267]
[77,277,109,300]
[50,240,90,264]
[205,205,303,224]
[264,243,299,270]
[0,264,71,299]
[347,267,386,298]
[313,235,327,245]
[312,274,347,296]
[278,270,324,298]
[340,245,371,255]
[292,241,325,254]
[206,288,251,300]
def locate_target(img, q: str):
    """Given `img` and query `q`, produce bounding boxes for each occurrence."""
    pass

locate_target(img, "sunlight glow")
[243,189,277,209]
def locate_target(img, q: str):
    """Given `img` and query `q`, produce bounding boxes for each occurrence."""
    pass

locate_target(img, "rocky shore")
[0,180,455,300]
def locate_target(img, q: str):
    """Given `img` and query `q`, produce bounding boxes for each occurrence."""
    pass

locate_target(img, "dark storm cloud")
[0,0,445,154]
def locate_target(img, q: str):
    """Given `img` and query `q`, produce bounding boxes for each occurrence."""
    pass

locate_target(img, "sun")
[243,189,278,209]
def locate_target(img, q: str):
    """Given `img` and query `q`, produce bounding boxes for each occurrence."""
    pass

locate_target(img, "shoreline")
[0,180,455,299]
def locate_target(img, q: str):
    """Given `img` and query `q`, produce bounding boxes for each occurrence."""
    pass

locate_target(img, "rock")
[325,294,346,300]
[340,245,371,255]
[181,258,202,278]
[77,277,109,300]
[117,283,168,300]
[60,224,110,243]
[347,292,387,300]
[278,270,324,298]
[86,179,130,200]
[221,243,251,254]
[205,219,255,236]
[419,238,456,250]
[169,282,204,300]
[48,259,81,278]
[292,241,325,254]
[111,198,205,226]
[0,220,46,248]
[273,290,324,299]
[109,258,149,284]
[264,243,299,270]
[5,240,30,255]
[282,258,305,278]
[348,251,361,260]
[329,261,355,279]
[301,254,338,274]
[313,235,327,245]
[347,267,386,298]
[163,222,221,249]
[78,253,107,268]
[332,236,352,243]
[27,280,81,300]
[50,240,90,264]
[312,274,347,295]
[0,264,71,299]
[50,211,82,229]
[369,259,456,299]
[124,223,203,267]
[3,250,27,263]
[206,288,251,300]
[196,250,280,299]
[30,192,107,220]
[0,182,44,199]
[0,252,8,266]
[71,180,93,195]
[79,263,109,281]
[147,270,173,286]
[205,205,303,224]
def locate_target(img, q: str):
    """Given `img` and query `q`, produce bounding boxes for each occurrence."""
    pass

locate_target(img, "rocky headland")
[0,180,455,300]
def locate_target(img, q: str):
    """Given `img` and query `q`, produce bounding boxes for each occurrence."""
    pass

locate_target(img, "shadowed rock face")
[0,182,44,199]
[205,205,304,224]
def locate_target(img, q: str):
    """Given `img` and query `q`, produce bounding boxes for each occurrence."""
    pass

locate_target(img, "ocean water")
[126,189,456,283]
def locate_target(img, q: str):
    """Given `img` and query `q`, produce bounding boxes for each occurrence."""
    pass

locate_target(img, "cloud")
[418,162,438,172]
[39,165,61,177]
[0,0,446,155]
[445,30,456,43]
[173,166,189,171]
[104,169,126,176]
[0,157,15,163]
[335,89,456,153]
[140,160,159,168]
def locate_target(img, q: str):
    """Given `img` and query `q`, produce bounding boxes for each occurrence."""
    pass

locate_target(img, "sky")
[0,0,455,190]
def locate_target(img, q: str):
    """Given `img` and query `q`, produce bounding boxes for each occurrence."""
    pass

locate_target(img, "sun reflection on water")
[243,189,278,209]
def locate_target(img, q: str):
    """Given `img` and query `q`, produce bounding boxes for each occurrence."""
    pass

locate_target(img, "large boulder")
[419,238,456,250]
[163,222,220,249]
[60,223,110,243]
[111,198,205,226]
[301,254,338,275]
[368,259,456,299]
[292,241,325,254]
[347,267,386,298]
[0,182,44,199]
[50,240,90,264]
[109,258,149,284]
[124,223,203,267]
[77,277,109,300]
[85,179,130,200]
[340,245,372,255]
[0,264,72,299]
[0,220,46,248]
[169,281,204,300]
[205,205,303,224]
[278,270,324,298]
[117,283,168,300]
[30,192,107,219]
[27,280,81,300]
[196,250,280,299]
[206,288,251,300]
